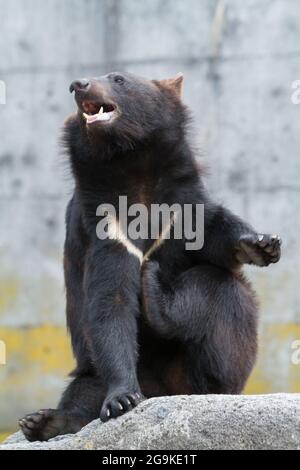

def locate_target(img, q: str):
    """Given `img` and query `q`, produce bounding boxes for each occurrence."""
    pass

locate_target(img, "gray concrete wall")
[0,0,299,432]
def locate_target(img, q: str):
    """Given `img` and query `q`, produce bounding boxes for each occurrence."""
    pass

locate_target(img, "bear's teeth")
[83,108,113,123]
[98,112,111,121]
[83,107,104,121]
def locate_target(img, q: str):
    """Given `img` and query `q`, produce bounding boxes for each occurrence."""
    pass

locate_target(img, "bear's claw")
[237,233,282,266]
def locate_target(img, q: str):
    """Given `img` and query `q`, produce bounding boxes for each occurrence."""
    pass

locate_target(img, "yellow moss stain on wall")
[246,323,300,394]
[0,325,76,431]
[0,325,75,376]
[0,432,11,443]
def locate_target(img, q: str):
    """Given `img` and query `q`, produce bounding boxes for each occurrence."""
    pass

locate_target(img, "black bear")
[19,72,281,441]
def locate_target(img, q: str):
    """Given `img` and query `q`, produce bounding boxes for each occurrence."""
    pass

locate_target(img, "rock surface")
[1,394,300,450]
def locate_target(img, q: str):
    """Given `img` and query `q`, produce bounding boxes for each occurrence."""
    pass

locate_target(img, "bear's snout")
[69,78,90,94]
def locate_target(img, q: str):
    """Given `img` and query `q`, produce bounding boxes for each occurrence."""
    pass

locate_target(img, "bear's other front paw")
[100,389,144,423]
[237,233,282,267]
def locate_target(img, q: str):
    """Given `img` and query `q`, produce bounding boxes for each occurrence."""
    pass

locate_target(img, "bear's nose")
[69,79,90,93]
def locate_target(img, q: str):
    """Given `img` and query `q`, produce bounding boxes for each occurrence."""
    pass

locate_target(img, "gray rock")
[1,394,300,450]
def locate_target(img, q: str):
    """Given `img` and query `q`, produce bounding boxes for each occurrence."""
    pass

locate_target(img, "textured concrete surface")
[0,0,300,431]
[1,395,300,450]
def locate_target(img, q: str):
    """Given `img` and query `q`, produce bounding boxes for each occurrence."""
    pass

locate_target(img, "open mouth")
[81,100,117,125]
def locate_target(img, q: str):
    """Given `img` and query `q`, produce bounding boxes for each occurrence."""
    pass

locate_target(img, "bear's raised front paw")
[237,233,282,267]
[100,389,144,423]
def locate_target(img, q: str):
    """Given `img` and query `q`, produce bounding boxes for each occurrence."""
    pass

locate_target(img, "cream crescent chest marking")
[106,214,177,265]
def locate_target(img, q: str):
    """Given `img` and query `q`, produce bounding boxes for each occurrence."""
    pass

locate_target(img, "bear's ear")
[157,73,184,98]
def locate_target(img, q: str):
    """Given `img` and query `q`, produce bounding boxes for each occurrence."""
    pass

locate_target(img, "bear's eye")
[114,75,125,84]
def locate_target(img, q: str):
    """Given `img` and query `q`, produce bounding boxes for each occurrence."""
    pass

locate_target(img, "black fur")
[19,72,281,442]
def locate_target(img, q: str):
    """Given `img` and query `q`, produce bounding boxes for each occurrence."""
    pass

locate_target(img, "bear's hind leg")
[19,374,104,442]
[142,261,258,394]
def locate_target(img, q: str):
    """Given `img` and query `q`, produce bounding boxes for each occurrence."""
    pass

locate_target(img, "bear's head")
[68,72,187,153]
